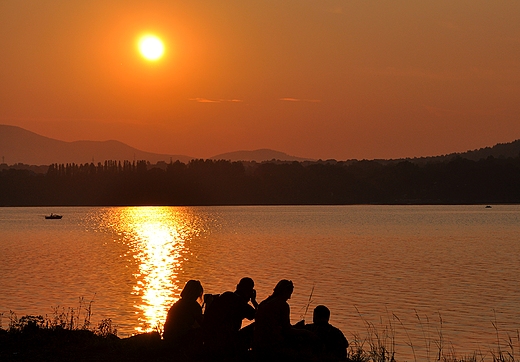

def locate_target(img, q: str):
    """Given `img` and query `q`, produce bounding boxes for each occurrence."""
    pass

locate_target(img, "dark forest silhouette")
[1,155,520,206]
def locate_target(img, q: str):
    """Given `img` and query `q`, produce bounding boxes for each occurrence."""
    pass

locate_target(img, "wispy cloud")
[189,98,243,103]
[279,97,321,103]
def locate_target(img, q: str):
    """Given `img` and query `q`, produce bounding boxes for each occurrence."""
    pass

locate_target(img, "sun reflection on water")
[100,206,205,333]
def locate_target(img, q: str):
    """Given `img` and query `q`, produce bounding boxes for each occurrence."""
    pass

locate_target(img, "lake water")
[1,205,519,361]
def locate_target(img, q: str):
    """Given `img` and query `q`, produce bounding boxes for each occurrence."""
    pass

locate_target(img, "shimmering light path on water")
[1,205,519,361]
[95,207,190,332]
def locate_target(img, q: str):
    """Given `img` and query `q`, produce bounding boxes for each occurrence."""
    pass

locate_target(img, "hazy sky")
[1,1,519,160]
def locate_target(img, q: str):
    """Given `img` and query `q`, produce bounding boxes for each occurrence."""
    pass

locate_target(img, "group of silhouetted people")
[162,278,348,362]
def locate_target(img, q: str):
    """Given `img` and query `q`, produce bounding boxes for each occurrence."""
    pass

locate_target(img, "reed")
[489,310,519,362]
[347,310,520,362]
[2,303,519,362]
[350,306,396,362]
[2,296,117,337]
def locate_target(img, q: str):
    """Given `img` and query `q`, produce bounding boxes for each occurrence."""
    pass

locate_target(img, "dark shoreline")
[0,328,171,362]
[0,203,516,207]
[2,318,519,362]
[2,156,520,206]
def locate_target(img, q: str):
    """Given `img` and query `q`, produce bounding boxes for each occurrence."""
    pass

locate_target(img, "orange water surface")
[1,205,519,360]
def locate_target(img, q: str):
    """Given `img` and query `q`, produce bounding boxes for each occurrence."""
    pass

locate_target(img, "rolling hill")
[210,149,313,162]
[0,125,191,165]
[399,140,520,165]
[1,124,519,166]
[0,125,312,165]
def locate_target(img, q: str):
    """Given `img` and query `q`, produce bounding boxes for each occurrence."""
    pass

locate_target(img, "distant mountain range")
[210,149,310,162]
[0,125,310,165]
[391,139,520,165]
[1,124,520,166]
[0,125,191,165]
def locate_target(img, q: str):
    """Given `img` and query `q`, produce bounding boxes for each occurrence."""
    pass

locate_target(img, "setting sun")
[138,35,164,61]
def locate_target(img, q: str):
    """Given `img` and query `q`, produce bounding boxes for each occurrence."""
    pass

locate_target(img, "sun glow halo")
[138,35,165,61]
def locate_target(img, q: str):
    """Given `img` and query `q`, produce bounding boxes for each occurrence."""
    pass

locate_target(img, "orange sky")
[1,1,519,160]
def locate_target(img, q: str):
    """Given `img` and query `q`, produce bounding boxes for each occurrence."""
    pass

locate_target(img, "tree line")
[1,156,520,206]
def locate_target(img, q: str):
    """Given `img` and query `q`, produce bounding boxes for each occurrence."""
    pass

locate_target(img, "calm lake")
[1,205,519,360]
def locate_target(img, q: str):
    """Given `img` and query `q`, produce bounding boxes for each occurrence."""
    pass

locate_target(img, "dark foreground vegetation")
[1,155,520,206]
[0,321,163,361]
[1,311,518,362]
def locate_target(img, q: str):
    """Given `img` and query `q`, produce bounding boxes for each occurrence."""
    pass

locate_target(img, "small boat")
[45,213,63,219]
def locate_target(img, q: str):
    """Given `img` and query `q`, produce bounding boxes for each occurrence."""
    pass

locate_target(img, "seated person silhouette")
[203,277,259,360]
[163,280,204,358]
[254,279,312,361]
[304,305,349,361]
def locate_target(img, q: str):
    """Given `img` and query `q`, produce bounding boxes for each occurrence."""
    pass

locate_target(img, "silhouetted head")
[313,305,330,324]
[180,280,204,301]
[272,279,294,300]
[236,277,255,299]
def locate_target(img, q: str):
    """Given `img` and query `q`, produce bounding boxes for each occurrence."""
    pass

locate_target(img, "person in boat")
[163,280,204,358]
[253,279,313,361]
[303,305,349,361]
[203,277,259,360]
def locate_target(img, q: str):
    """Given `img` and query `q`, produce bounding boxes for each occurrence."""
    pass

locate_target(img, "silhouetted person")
[163,280,204,359]
[203,277,259,360]
[254,280,314,361]
[304,305,348,361]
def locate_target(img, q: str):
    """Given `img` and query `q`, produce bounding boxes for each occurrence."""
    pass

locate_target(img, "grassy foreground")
[346,310,520,362]
[0,309,169,362]
[1,308,519,362]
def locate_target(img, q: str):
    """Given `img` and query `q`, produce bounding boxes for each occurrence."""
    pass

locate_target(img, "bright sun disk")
[138,35,164,61]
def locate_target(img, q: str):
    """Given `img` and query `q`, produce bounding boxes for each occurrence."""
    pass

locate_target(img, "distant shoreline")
[2,157,520,206]
[0,203,517,207]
